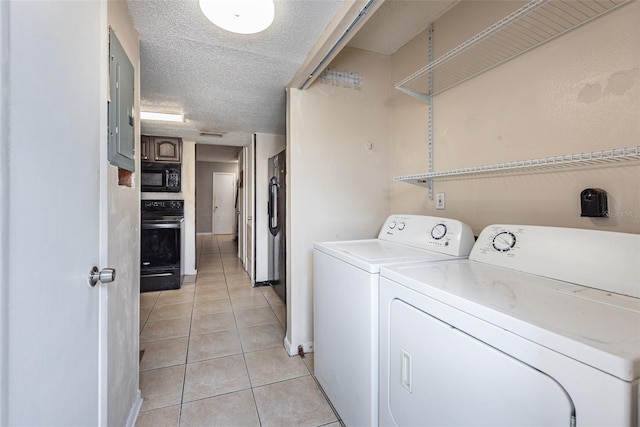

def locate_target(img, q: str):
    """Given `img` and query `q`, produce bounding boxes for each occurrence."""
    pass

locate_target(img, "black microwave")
[141,162,181,193]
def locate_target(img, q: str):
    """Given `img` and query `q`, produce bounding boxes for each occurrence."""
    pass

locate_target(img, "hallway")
[136,235,340,426]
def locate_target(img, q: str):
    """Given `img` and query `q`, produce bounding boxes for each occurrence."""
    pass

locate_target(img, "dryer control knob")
[431,224,447,240]
[389,221,397,229]
[492,231,516,252]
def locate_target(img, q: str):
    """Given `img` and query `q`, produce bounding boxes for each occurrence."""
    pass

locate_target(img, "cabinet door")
[154,137,181,162]
[141,135,151,161]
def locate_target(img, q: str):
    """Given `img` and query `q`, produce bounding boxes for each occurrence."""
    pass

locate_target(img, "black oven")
[141,200,184,292]
[141,162,181,193]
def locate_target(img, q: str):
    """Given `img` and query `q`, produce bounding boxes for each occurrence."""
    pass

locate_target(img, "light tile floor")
[136,234,341,427]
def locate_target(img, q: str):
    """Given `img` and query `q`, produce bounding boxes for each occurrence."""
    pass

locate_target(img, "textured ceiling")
[127,0,458,161]
[127,0,344,148]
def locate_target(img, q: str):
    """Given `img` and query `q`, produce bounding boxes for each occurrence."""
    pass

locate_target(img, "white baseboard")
[284,336,314,356]
[182,274,197,284]
[125,390,143,427]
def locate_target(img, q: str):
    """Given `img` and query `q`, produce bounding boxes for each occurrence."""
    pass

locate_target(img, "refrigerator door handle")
[269,177,279,236]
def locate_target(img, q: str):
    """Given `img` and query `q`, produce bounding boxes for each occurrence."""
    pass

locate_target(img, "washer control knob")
[398,222,406,230]
[389,221,397,229]
[492,231,517,252]
[431,224,447,240]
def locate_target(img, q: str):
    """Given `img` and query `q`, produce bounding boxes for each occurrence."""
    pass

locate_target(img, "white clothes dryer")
[313,215,475,426]
[379,224,640,426]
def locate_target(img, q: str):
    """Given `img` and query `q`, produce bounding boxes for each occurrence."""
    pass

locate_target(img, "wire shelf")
[396,0,631,99]
[395,146,640,187]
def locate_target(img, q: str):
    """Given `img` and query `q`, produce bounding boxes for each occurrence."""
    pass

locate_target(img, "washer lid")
[380,260,640,382]
[314,239,464,274]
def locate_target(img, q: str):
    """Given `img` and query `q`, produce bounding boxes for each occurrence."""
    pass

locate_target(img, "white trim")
[182,274,197,284]
[98,2,109,424]
[0,0,10,423]
[284,336,314,357]
[125,391,142,427]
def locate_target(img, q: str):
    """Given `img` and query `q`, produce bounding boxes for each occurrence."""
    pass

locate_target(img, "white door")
[213,172,236,234]
[1,2,113,425]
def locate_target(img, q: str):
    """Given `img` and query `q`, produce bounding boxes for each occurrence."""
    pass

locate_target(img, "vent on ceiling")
[199,131,224,137]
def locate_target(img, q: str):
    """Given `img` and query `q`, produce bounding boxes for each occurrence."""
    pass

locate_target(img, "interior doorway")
[212,172,236,235]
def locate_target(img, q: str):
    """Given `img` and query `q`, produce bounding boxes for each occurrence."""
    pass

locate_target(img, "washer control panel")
[379,215,475,257]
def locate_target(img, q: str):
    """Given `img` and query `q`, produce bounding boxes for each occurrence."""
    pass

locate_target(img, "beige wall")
[293,0,639,356]
[389,0,640,235]
[287,47,392,354]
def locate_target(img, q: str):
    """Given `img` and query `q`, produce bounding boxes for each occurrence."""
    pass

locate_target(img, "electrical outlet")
[436,192,446,210]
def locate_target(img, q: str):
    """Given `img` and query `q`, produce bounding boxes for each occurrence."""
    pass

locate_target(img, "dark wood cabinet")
[141,135,152,161]
[141,135,182,163]
[154,137,181,162]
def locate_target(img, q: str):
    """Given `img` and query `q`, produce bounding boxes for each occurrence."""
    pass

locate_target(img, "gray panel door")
[108,28,135,171]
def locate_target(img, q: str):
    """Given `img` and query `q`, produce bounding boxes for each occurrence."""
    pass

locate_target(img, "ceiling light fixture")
[199,0,275,34]
[140,112,185,122]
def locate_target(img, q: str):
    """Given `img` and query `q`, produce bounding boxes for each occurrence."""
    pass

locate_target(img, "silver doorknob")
[88,266,116,286]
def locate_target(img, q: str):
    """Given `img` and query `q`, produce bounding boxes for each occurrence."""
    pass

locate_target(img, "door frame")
[0,1,9,423]
[244,141,256,281]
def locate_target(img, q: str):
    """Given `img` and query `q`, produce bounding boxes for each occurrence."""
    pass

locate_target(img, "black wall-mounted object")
[580,188,608,218]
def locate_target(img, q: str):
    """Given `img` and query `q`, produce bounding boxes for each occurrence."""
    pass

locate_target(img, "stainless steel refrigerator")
[267,149,286,303]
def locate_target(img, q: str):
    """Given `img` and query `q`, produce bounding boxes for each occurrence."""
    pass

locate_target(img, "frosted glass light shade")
[199,0,275,34]
[140,111,185,122]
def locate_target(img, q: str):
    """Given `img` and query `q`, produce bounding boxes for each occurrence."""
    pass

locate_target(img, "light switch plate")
[436,192,445,210]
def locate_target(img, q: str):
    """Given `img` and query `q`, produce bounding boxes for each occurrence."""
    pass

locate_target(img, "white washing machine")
[313,215,475,426]
[379,224,640,426]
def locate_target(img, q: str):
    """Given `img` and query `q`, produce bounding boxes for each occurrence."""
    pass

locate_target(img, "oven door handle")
[142,222,181,229]
[140,273,174,278]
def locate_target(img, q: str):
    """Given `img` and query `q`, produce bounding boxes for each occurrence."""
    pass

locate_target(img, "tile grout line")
[140,235,337,426]
[221,233,265,426]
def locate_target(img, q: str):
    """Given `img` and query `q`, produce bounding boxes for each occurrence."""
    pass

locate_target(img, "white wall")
[182,141,197,275]
[142,140,197,277]
[254,133,285,283]
[106,1,143,425]
[390,1,640,235]
[286,47,392,354]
